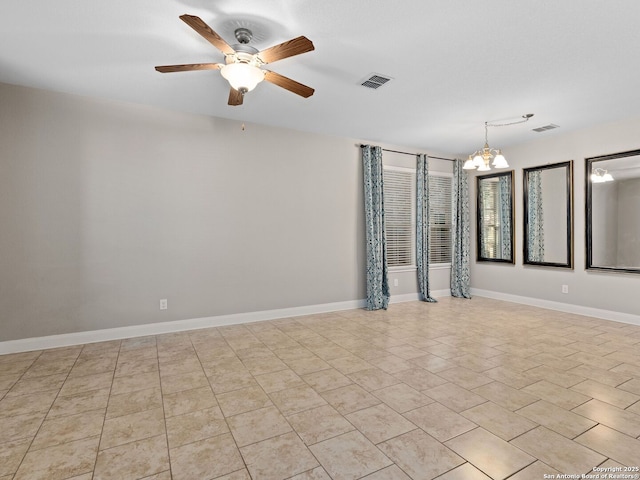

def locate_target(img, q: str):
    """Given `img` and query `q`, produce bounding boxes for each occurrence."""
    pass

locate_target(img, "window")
[428,174,453,265]
[479,180,499,258]
[383,167,452,269]
[383,166,415,268]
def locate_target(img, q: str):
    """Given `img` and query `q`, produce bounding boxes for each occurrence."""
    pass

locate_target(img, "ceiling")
[2,0,639,155]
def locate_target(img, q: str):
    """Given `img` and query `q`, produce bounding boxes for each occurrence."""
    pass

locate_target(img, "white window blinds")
[383,167,416,268]
[428,174,453,264]
[479,180,500,258]
[383,167,452,268]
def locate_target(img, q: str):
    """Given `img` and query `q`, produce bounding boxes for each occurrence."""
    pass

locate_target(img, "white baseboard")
[0,291,457,354]
[17,287,635,355]
[389,290,451,304]
[0,299,366,355]
[471,288,640,327]
[432,289,452,299]
[389,293,420,303]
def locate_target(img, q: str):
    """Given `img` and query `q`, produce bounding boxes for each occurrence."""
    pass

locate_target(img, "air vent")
[532,124,560,132]
[360,73,393,89]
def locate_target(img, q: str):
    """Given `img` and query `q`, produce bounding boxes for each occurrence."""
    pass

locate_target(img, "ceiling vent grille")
[532,124,560,132]
[360,73,393,89]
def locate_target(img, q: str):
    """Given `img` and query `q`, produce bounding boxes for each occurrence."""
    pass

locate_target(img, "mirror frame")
[523,161,574,269]
[476,170,515,264]
[586,148,640,274]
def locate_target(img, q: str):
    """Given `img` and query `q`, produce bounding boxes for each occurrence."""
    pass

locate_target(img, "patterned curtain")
[527,170,545,261]
[499,175,512,260]
[362,145,390,310]
[416,154,437,303]
[451,159,471,298]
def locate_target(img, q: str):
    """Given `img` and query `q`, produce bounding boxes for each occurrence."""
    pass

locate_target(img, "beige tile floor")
[1,297,640,479]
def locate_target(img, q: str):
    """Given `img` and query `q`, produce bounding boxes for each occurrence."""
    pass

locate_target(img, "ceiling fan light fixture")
[220,62,265,93]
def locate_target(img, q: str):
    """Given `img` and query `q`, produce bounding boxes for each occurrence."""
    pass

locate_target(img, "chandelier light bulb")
[591,168,615,183]
[463,156,476,170]
[493,151,508,168]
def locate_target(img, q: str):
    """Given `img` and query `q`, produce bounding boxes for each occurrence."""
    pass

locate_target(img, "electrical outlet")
[561,285,569,294]
[393,278,399,287]
[160,299,168,310]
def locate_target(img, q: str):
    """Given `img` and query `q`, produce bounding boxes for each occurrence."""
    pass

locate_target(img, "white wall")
[0,82,454,342]
[470,117,640,316]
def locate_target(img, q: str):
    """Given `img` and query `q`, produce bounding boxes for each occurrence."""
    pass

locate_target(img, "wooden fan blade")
[264,70,314,98]
[228,88,244,106]
[179,14,235,55]
[258,36,314,64]
[155,63,223,73]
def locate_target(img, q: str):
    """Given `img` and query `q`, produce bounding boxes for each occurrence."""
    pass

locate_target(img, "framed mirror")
[586,149,640,274]
[476,171,515,263]
[523,161,574,268]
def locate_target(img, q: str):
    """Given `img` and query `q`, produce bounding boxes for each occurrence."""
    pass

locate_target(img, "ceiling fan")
[155,15,315,106]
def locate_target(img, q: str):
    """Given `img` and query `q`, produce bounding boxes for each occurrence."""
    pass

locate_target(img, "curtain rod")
[359,145,456,162]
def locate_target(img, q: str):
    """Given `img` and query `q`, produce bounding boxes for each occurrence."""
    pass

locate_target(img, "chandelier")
[463,114,534,171]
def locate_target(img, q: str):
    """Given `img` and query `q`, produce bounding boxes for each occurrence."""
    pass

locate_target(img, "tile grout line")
[92,340,123,479]
[155,334,174,480]
[11,346,86,479]
[192,328,251,477]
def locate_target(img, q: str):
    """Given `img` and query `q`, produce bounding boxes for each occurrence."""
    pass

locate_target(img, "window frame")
[382,166,453,272]
[383,165,417,272]
[428,172,454,269]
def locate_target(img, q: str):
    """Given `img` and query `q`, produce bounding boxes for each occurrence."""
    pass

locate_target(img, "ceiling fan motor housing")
[228,46,260,61]
[234,27,253,44]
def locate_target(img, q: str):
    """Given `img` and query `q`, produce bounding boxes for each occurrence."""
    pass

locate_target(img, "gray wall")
[470,117,640,316]
[0,82,454,342]
[7,80,636,342]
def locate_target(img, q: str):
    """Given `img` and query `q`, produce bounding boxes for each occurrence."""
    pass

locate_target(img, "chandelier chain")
[485,114,534,128]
